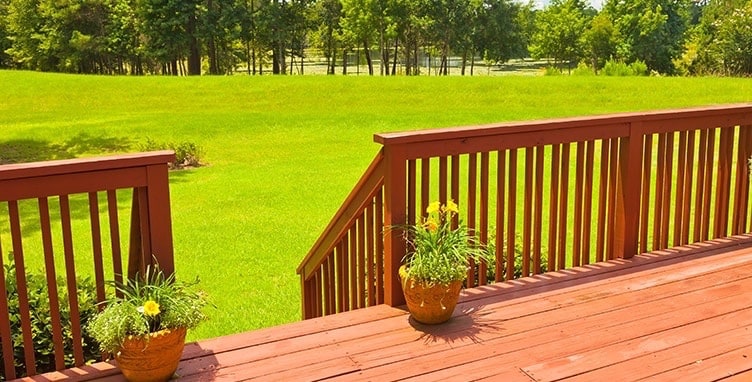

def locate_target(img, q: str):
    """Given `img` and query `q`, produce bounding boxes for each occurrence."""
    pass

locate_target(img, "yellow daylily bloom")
[423,218,439,232]
[444,200,459,214]
[142,300,161,317]
[426,201,441,215]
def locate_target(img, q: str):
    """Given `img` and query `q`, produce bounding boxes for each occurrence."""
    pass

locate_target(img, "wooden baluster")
[9,200,36,376]
[38,197,65,370]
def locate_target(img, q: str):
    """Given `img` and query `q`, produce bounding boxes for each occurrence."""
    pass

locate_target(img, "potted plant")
[399,200,491,324]
[87,266,208,382]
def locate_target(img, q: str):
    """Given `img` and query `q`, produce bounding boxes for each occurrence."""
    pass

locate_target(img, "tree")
[529,0,590,73]
[0,0,11,67]
[477,0,529,68]
[603,0,691,74]
[138,0,203,75]
[583,12,618,71]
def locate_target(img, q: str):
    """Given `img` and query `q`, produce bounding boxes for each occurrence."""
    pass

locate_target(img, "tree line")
[0,0,750,76]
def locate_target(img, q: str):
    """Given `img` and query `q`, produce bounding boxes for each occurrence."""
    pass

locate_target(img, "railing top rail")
[0,150,176,181]
[374,104,752,147]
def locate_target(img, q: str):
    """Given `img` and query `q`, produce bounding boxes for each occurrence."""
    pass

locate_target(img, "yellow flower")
[423,218,438,232]
[444,200,459,214]
[142,300,161,317]
[426,201,441,215]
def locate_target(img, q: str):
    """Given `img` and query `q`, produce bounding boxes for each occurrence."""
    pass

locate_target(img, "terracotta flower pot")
[115,327,187,382]
[399,266,463,324]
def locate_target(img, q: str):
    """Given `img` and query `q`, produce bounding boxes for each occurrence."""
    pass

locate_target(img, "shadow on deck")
[28,235,752,382]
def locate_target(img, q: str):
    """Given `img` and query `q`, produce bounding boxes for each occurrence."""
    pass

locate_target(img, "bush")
[602,59,633,76]
[1,262,100,380]
[138,138,204,169]
[572,62,596,76]
[630,60,648,76]
[542,66,563,76]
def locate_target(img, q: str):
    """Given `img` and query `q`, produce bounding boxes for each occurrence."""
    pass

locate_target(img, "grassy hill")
[1,70,751,340]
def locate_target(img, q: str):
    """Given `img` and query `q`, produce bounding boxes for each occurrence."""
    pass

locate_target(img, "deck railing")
[298,104,752,319]
[0,151,175,379]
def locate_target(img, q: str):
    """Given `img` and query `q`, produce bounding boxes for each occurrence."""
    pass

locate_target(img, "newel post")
[382,142,407,307]
[127,160,175,278]
[614,122,645,259]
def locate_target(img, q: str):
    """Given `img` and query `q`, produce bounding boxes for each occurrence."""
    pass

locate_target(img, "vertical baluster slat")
[106,190,124,296]
[548,144,561,270]
[701,129,716,240]
[59,195,85,366]
[439,156,448,204]
[598,139,611,260]
[582,140,595,266]
[366,201,376,307]
[558,144,571,267]
[88,192,106,305]
[653,133,667,249]
[9,200,37,376]
[420,159,430,215]
[467,153,478,286]
[660,132,674,248]
[348,228,357,310]
[573,141,585,267]
[533,146,544,274]
[496,150,507,281]
[337,234,347,313]
[673,131,688,246]
[731,127,746,235]
[357,215,366,308]
[375,189,384,305]
[682,131,696,244]
[451,155,460,228]
[38,197,65,371]
[694,129,709,242]
[639,135,652,253]
[479,152,490,284]
[606,138,619,260]
[522,148,533,277]
[506,149,518,280]
[0,235,14,379]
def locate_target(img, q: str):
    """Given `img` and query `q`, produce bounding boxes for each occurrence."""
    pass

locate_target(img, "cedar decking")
[36,237,752,381]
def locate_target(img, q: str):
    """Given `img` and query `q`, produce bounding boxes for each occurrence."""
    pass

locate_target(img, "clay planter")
[115,327,187,382]
[399,266,463,324]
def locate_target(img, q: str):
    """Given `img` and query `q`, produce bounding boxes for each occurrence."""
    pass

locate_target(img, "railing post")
[382,143,407,307]
[146,163,175,276]
[614,122,645,259]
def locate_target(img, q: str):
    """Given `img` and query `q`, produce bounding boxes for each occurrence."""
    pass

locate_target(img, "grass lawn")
[1,70,751,341]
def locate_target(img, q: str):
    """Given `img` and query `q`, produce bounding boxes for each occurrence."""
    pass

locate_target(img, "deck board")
[19,238,752,382]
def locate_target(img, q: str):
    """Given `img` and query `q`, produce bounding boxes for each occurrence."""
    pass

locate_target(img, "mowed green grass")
[1,70,752,341]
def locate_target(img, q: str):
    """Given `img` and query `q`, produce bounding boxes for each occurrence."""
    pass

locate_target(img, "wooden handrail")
[300,104,752,320]
[0,151,176,380]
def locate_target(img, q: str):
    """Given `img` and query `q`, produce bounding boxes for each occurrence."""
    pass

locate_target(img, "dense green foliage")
[2,71,752,339]
[2,0,751,75]
[1,262,99,380]
[401,201,491,286]
[87,266,208,353]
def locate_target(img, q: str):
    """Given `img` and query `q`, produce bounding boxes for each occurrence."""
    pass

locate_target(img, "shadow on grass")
[0,133,134,165]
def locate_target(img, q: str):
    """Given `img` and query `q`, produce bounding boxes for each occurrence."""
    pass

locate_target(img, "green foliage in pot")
[401,201,492,286]
[87,266,208,354]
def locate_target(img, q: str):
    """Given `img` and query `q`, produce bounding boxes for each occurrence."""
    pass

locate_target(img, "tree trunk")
[342,49,348,75]
[391,38,398,75]
[187,13,201,75]
[363,40,373,75]
[461,50,467,76]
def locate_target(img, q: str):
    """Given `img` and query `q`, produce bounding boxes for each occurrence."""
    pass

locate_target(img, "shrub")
[602,59,633,76]
[572,62,596,76]
[468,234,549,286]
[542,66,563,76]
[630,60,648,76]
[138,138,204,169]
[1,262,100,380]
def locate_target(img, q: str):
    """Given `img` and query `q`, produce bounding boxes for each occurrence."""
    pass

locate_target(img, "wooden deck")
[29,237,752,382]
